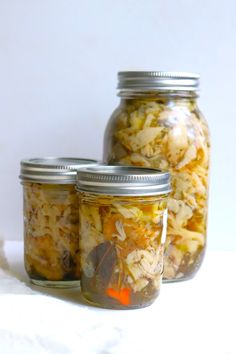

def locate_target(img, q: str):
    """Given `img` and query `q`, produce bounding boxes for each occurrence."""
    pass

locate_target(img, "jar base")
[163,248,206,283]
[82,291,157,310]
[30,279,80,289]
[163,272,195,283]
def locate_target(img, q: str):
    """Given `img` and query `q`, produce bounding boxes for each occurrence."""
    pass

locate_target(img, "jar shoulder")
[103,98,210,166]
[105,100,209,136]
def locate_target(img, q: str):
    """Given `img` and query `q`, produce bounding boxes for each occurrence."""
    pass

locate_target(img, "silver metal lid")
[76,165,171,196]
[20,157,99,184]
[117,71,200,93]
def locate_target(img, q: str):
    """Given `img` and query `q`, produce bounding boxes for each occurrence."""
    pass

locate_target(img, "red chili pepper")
[106,287,131,306]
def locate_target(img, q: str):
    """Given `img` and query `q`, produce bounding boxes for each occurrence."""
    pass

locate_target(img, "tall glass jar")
[77,166,171,309]
[19,157,98,288]
[103,71,210,282]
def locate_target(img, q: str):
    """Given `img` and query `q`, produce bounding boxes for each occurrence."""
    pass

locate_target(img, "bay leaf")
[82,241,117,293]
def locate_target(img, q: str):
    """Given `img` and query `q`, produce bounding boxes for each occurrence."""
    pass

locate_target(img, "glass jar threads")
[76,165,171,309]
[19,157,98,288]
[103,71,210,282]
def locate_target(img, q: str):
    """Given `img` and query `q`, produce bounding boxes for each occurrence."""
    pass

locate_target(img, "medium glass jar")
[103,71,210,282]
[77,165,171,309]
[19,157,98,288]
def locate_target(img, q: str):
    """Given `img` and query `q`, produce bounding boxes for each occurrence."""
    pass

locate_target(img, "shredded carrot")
[106,287,131,306]
[103,215,120,240]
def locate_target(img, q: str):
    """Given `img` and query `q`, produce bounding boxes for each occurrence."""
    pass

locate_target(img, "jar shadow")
[5,258,96,308]
[30,282,90,307]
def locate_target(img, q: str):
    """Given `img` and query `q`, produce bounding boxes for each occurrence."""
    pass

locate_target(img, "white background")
[0,0,235,249]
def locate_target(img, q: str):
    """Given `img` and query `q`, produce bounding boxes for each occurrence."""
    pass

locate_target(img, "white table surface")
[0,240,235,354]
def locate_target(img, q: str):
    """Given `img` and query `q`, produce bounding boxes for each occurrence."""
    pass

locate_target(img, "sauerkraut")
[104,97,210,280]
[79,193,168,309]
[23,183,80,284]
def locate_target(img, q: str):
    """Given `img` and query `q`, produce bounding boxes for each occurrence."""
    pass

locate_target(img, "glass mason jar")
[76,165,171,309]
[19,157,98,288]
[103,71,210,282]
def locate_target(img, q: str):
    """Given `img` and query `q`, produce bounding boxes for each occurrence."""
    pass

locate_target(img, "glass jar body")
[103,93,210,281]
[78,192,168,309]
[23,182,80,288]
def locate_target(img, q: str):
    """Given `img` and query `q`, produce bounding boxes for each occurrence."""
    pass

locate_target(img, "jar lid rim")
[76,165,171,196]
[117,71,200,92]
[19,157,99,184]
[118,71,200,78]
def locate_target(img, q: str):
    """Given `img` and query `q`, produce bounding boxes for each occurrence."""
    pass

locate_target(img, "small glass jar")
[77,165,171,309]
[103,71,210,282]
[19,157,98,288]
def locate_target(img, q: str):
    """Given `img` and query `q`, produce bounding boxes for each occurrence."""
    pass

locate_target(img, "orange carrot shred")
[106,287,131,306]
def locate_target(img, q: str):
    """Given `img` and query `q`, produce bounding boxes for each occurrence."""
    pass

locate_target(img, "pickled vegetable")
[104,97,210,280]
[79,193,168,309]
[23,183,80,283]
